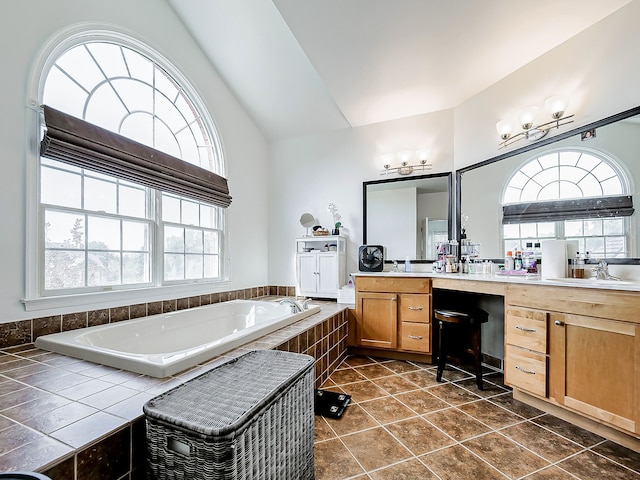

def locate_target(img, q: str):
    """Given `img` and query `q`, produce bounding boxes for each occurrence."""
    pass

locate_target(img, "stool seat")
[434,308,488,390]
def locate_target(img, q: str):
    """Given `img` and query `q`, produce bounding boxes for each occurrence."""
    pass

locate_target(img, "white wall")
[0,0,269,322]
[268,109,454,285]
[268,1,640,286]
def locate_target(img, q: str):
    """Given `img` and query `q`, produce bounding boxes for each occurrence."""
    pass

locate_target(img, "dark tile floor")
[314,355,640,480]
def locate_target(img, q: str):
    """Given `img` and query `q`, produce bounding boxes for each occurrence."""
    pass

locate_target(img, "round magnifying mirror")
[300,213,315,236]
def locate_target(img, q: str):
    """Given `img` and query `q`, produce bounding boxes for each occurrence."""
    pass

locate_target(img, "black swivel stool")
[434,308,489,390]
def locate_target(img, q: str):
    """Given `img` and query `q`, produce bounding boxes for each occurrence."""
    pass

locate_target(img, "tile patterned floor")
[314,355,640,480]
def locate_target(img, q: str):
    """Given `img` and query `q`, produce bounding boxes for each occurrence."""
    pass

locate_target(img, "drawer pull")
[554,320,564,326]
[515,325,536,332]
[408,306,423,311]
[515,365,536,375]
[408,335,423,340]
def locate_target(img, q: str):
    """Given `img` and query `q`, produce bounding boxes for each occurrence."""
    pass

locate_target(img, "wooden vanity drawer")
[505,345,547,397]
[506,306,548,353]
[399,322,430,353]
[356,276,431,294]
[398,294,431,323]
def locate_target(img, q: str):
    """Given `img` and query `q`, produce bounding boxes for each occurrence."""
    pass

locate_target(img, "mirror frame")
[455,105,640,263]
[363,172,454,263]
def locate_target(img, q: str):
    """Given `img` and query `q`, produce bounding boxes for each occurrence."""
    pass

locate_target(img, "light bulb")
[381,154,394,169]
[518,106,539,130]
[398,150,412,163]
[416,149,430,161]
[496,120,514,140]
[545,95,569,119]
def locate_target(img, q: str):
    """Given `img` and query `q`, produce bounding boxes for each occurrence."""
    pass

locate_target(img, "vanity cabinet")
[505,284,640,436]
[355,276,431,354]
[295,236,346,299]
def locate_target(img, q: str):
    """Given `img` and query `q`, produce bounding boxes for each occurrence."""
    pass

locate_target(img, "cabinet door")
[549,313,640,434]
[356,292,398,349]
[316,253,337,294]
[296,253,318,294]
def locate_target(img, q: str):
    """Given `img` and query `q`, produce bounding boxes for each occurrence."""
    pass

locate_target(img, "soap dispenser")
[404,256,411,273]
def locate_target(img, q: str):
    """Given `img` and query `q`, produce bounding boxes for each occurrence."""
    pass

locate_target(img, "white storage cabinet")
[295,236,346,299]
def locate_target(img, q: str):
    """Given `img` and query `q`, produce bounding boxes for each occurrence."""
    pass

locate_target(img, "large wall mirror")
[363,173,453,262]
[457,106,640,261]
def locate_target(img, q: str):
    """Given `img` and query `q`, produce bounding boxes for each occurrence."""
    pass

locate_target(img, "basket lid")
[143,350,313,437]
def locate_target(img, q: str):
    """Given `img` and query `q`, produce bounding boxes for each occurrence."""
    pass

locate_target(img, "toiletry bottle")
[405,256,411,273]
[514,250,523,270]
[505,251,514,271]
[572,252,585,278]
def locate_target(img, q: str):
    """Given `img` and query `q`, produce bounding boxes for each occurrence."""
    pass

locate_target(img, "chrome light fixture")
[496,95,574,149]
[381,149,432,175]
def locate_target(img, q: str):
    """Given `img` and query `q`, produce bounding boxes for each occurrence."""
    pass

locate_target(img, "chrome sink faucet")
[592,259,620,281]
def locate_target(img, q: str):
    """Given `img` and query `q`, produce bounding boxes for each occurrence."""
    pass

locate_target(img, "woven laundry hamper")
[143,350,315,480]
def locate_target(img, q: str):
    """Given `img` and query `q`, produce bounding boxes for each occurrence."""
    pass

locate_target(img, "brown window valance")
[40,105,231,208]
[502,195,633,224]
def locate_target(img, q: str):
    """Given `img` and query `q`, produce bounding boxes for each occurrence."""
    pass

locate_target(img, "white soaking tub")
[35,300,320,378]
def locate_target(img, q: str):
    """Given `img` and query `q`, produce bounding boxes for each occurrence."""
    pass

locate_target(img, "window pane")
[584,220,603,236]
[45,250,85,289]
[564,220,583,237]
[85,177,117,214]
[185,254,203,279]
[520,223,537,238]
[537,222,556,237]
[204,231,218,254]
[606,237,626,257]
[122,221,149,251]
[162,195,181,223]
[503,224,520,239]
[164,226,184,252]
[566,237,585,253]
[85,84,127,132]
[603,218,624,235]
[41,167,82,208]
[119,185,147,218]
[584,237,604,255]
[123,253,150,284]
[164,254,184,281]
[87,251,121,286]
[182,200,199,225]
[185,228,203,253]
[45,211,84,249]
[204,255,218,278]
[88,217,121,250]
[200,205,217,228]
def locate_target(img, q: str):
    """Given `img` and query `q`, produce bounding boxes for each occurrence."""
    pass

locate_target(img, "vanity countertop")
[352,271,640,292]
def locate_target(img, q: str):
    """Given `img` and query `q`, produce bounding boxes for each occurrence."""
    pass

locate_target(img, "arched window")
[37,34,227,295]
[502,149,630,257]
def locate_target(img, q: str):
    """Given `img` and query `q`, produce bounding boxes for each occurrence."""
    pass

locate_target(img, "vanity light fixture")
[381,149,432,175]
[496,95,574,149]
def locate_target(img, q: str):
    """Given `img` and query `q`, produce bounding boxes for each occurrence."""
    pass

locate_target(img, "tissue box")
[337,286,355,304]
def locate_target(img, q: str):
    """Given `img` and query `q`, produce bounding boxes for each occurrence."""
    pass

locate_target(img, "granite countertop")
[352,271,640,292]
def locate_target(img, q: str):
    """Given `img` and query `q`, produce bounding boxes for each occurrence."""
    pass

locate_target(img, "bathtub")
[35,300,320,378]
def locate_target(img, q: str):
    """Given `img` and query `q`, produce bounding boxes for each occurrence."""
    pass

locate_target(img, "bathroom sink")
[546,277,636,286]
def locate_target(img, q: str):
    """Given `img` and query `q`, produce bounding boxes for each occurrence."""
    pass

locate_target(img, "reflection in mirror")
[363,173,452,261]
[459,108,639,260]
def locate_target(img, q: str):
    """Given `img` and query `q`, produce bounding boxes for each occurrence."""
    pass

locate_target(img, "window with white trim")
[39,37,226,295]
[502,149,630,257]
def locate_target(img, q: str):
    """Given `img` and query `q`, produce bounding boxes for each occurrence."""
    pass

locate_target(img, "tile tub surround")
[0,285,295,349]
[315,356,640,480]
[0,301,347,478]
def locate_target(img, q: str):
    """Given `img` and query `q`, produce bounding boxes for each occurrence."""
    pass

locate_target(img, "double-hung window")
[36,35,228,297]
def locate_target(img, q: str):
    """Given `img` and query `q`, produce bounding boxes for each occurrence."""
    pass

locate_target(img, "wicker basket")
[143,350,315,480]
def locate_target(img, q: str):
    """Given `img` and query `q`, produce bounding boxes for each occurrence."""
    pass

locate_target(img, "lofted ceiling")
[168,0,632,141]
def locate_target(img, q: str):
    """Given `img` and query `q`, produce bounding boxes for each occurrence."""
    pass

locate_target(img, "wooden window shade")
[40,105,232,208]
[502,195,634,224]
